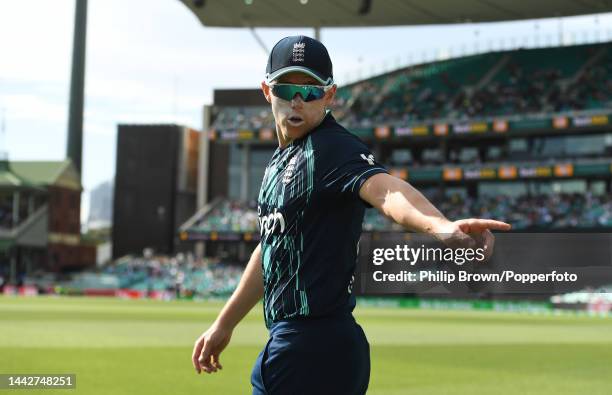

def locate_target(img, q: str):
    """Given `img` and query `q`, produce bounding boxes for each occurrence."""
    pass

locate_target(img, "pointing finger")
[458,219,511,233]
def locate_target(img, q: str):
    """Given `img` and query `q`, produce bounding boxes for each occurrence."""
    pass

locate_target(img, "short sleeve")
[315,131,387,201]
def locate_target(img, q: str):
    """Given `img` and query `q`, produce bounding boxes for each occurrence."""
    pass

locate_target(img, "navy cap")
[265,35,334,86]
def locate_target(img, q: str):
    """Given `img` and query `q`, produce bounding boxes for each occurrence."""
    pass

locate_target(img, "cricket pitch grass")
[1,296,611,394]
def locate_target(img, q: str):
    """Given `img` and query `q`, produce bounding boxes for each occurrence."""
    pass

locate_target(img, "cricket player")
[192,35,511,394]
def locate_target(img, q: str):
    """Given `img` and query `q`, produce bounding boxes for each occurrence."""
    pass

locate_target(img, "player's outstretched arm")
[192,243,264,374]
[359,173,511,256]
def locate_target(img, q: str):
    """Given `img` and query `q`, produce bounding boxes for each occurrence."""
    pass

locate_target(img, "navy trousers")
[251,314,370,395]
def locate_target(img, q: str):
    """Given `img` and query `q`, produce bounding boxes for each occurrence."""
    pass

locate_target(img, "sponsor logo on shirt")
[258,207,286,237]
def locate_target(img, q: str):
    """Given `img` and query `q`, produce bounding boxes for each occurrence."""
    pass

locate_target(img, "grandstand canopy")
[0,161,41,190]
[9,160,82,191]
[179,0,612,28]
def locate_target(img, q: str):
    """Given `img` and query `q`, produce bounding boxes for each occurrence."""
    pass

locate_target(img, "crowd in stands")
[190,193,612,234]
[364,192,612,231]
[104,253,242,297]
[336,54,499,125]
[210,43,612,131]
[553,47,612,112]
[14,253,243,298]
[211,106,273,131]
[451,67,563,119]
[454,46,612,118]
[190,200,259,233]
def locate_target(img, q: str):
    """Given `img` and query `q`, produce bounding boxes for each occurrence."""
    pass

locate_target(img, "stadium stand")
[103,254,242,297]
[209,42,612,131]
[365,192,612,230]
[17,253,243,298]
[177,40,612,306]
[187,200,259,233]
[340,43,612,123]
[450,45,588,118]
[184,192,612,234]
[211,105,273,131]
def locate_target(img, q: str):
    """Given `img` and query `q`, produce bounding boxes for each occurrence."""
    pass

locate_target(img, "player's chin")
[284,124,309,139]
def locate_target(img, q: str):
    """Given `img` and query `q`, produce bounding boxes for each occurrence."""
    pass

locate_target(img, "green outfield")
[1,296,611,395]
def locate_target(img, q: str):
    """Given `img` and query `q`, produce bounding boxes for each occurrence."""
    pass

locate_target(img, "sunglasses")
[270,83,332,102]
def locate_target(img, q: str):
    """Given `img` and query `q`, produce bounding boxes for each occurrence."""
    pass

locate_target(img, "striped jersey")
[257,112,387,328]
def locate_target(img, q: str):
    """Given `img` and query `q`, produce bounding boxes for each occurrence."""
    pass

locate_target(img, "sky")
[0,0,611,223]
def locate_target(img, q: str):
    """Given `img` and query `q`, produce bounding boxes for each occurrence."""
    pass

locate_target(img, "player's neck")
[276,128,293,149]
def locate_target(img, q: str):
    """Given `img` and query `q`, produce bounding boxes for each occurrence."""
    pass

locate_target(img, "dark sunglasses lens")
[304,88,325,101]
[271,85,296,101]
[272,85,325,102]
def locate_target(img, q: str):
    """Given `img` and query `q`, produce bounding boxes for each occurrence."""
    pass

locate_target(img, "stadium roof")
[0,161,41,190]
[9,160,82,191]
[179,0,612,28]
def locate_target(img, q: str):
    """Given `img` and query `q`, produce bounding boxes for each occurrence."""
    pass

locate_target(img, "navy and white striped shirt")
[257,112,387,328]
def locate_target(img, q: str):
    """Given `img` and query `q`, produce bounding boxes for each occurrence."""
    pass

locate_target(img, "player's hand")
[192,323,232,374]
[434,218,511,260]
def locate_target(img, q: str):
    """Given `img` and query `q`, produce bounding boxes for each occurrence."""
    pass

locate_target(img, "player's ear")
[261,81,272,104]
[324,84,337,106]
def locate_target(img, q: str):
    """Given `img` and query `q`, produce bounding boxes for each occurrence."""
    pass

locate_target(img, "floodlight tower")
[66,0,88,179]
